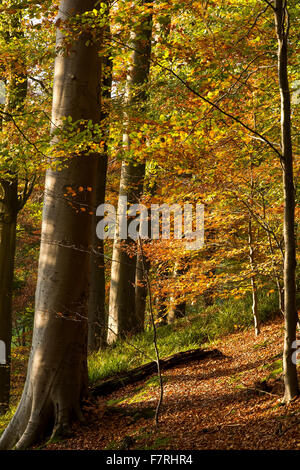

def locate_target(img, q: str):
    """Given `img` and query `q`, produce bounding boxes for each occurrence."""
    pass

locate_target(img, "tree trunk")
[88,178,107,352]
[0,11,28,414]
[274,0,299,402]
[168,261,187,324]
[107,1,152,344]
[0,0,103,449]
[135,250,148,333]
[0,180,18,414]
[156,293,168,325]
[88,24,112,352]
[248,217,260,336]
[168,300,186,324]
[134,12,172,330]
[267,231,284,315]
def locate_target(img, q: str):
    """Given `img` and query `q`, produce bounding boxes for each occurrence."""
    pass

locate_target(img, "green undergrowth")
[0,405,17,438]
[107,375,168,407]
[88,291,278,385]
[261,357,283,381]
[88,316,208,386]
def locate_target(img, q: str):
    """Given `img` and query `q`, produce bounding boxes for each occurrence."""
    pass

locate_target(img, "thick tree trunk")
[0,179,18,414]
[0,0,103,449]
[107,1,152,344]
[274,0,299,402]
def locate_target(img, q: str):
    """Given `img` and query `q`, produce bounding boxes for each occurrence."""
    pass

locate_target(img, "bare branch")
[261,0,276,11]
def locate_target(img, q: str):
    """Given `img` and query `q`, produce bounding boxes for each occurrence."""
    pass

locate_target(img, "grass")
[88,290,278,385]
[0,405,17,437]
[88,316,208,385]
[262,358,283,381]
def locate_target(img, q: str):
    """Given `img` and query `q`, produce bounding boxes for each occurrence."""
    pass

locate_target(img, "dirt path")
[46,318,300,450]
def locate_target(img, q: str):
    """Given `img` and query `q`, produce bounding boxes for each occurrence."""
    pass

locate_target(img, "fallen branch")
[91,348,225,397]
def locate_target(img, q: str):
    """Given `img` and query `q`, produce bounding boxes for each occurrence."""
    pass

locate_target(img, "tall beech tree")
[134,11,173,334]
[88,21,112,352]
[274,0,299,402]
[0,0,104,449]
[107,0,153,343]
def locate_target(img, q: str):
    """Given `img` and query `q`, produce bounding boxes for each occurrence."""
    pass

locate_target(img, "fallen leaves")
[45,317,300,450]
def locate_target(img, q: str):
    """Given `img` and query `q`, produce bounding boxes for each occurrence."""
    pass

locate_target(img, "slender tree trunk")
[134,12,172,329]
[156,293,168,325]
[247,150,260,336]
[0,179,18,414]
[248,217,260,336]
[274,0,299,402]
[267,230,284,315]
[168,261,187,324]
[135,250,148,332]
[88,172,107,351]
[0,0,103,449]
[168,300,186,324]
[88,24,112,352]
[107,1,152,343]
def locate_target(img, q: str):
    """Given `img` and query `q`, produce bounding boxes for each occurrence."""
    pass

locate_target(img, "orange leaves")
[64,185,93,198]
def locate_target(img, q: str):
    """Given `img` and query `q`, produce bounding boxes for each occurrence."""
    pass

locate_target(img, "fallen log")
[91,348,225,397]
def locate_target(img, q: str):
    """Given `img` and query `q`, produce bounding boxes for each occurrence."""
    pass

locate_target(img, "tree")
[88,20,112,352]
[107,0,153,343]
[0,0,105,449]
[0,7,33,415]
[274,0,299,402]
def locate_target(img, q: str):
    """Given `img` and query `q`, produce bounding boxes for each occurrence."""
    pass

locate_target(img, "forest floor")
[42,317,300,450]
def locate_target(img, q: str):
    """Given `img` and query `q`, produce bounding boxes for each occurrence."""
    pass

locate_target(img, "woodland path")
[45,318,300,450]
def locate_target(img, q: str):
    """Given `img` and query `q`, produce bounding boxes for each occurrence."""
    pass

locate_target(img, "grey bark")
[107,1,152,343]
[274,0,299,402]
[0,0,104,449]
[247,152,260,336]
[134,12,173,330]
[88,24,112,352]
[135,250,148,332]
[248,217,260,336]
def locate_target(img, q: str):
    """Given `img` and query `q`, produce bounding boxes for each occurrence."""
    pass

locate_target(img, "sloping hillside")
[45,318,300,450]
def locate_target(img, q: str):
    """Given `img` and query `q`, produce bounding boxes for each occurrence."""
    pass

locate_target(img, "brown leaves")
[44,318,300,450]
